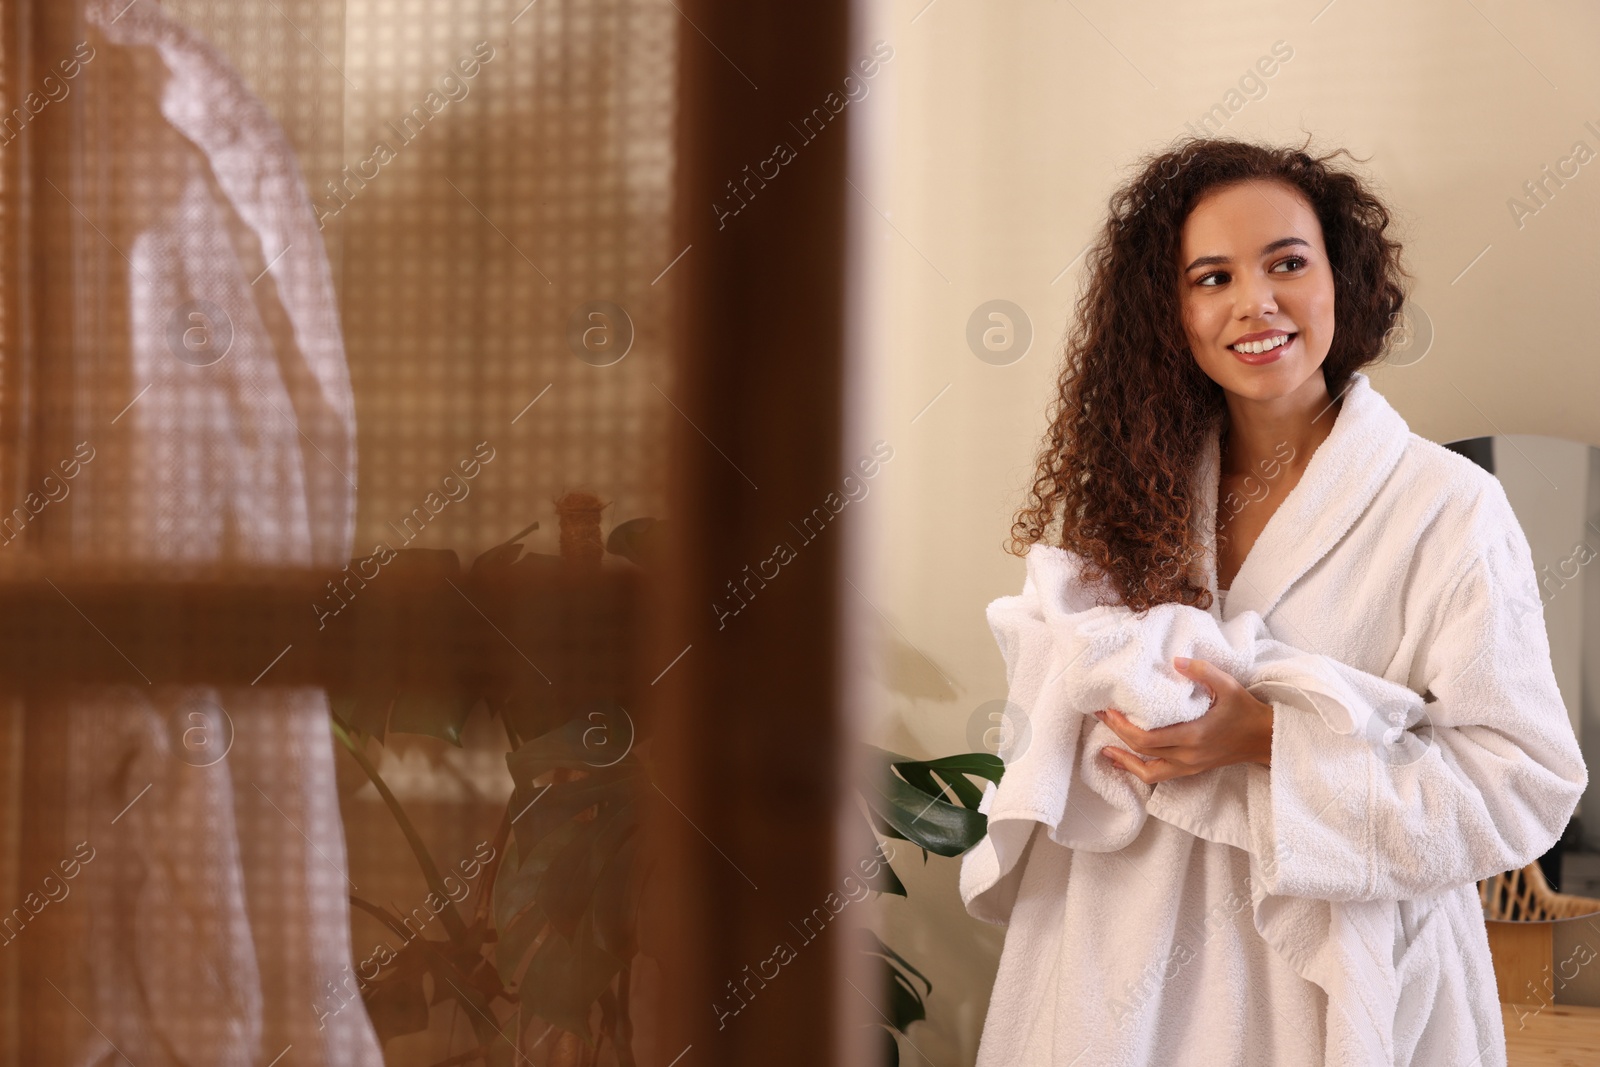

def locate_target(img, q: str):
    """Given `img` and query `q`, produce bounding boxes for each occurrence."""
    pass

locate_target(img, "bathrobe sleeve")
[1244,503,1588,904]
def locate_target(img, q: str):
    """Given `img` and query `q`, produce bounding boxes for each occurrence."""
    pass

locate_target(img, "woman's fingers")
[1175,656,1233,702]
[1096,659,1263,780]
[1095,707,1188,751]
[1101,745,1178,784]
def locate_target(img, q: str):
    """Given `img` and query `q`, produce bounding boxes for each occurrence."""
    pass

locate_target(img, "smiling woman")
[1007,138,1406,613]
[967,138,1586,1067]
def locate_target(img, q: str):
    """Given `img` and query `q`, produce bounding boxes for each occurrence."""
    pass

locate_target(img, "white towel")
[968,540,1432,873]
[1041,566,1429,740]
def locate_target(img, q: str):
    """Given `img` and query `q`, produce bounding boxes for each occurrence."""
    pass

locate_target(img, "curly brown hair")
[1005,135,1408,613]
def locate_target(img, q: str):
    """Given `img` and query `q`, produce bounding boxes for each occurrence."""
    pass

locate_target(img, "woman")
[959,138,1587,1066]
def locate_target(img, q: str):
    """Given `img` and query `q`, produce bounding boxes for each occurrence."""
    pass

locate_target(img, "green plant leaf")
[879,1025,900,1067]
[470,540,525,579]
[862,929,931,995]
[506,764,638,861]
[491,838,527,934]
[537,800,640,939]
[862,755,987,858]
[507,702,635,774]
[892,757,991,812]
[906,752,1005,807]
[493,819,597,984]
[591,834,649,960]
[518,909,623,1046]
[467,520,539,582]
[859,746,1002,857]
[338,690,395,739]
[597,979,640,1067]
[605,517,666,569]
[387,689,480,747]
[861,929,931,1034]
[861,819,906,897]
[495,820,585,936]
[495,904,548,983]
[360,939,432,1045]
[866,806,910,842]
[938,770,985,811]
[870,751,992,809]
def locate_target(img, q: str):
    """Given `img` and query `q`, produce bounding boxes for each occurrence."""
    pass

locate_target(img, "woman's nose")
[1235,276,1278,319]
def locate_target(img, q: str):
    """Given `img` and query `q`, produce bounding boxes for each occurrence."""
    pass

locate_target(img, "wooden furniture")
[1482,861,1600,922]
[1479,862,1600,1018]
[1502,1002,1600,1065]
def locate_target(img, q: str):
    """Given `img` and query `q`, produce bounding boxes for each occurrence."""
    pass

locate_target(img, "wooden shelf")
[0,559,644,694]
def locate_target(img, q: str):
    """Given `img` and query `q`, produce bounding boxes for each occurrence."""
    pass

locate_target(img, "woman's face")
[1177,179,1336,403]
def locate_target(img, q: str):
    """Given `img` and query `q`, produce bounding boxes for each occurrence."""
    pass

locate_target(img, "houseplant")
[328,498,1002,1065]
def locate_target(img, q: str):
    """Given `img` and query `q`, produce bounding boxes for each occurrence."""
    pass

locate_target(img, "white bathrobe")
[31,3,383,1064]
[960,370,1588,1066]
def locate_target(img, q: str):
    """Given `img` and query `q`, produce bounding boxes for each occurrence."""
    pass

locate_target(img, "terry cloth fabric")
[960,370,1587,1067]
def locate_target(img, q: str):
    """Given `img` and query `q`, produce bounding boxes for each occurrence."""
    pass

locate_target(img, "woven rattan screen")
[0,0,679,1063]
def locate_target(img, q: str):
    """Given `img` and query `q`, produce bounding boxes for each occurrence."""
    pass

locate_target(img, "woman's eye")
[1271,255,1308,273]
[1197,271,1229,287]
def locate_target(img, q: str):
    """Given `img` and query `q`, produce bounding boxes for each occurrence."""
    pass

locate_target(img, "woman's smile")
[1229,330,1297,364]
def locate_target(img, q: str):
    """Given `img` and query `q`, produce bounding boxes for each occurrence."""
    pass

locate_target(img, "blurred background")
[0,0,1596,1064]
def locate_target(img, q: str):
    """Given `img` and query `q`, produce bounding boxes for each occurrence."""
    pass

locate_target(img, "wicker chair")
[1479,859,1600,921]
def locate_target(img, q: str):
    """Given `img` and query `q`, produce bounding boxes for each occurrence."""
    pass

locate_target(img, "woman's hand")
[1095,656,1274,784]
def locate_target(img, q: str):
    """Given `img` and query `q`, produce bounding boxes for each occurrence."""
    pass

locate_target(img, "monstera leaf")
[861,745,1003,859]
[467,520,541,581]
[358,935,432,1043]
[853,746,1002,1063]
[860,928,934,1067]
[489,709,651,1047]
[330,511,663,1063]
[389,689,482,746]
[605,516,667,569]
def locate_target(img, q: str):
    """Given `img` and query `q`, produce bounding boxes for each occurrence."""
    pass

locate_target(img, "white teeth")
[1233,334,1292,354]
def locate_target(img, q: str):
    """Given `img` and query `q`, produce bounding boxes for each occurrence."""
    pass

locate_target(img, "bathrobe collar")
[1194,371,1411,619]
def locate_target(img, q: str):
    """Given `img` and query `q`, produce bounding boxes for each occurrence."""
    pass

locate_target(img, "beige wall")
[855,0,1600,1061]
